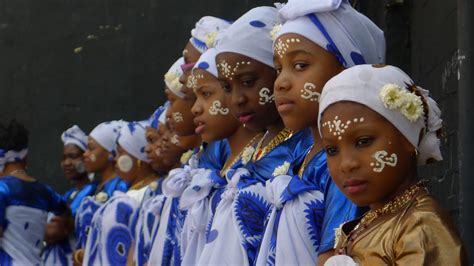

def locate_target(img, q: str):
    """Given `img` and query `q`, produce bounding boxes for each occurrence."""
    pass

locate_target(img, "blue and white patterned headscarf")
[190,16,232,53]
[275,0,385,67]
[216,6,283,68]
[0,148,28,172]
[61,125,88,151]
[117,121,148,162]
[164,57,186,98]
[89,120,125,156]
[148,102,169,129]
[193,48,218,77]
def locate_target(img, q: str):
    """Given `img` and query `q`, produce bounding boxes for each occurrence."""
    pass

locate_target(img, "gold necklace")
[297,144,315,178]
[338,180,425,254]
[252,128,293,162]
[129,175,157,190]
[219,133,263,177]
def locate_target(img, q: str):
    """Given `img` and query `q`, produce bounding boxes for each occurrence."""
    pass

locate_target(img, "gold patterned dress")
[334,188,467,265]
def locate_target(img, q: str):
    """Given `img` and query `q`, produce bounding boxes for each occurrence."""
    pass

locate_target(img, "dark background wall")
[1,0,472,258]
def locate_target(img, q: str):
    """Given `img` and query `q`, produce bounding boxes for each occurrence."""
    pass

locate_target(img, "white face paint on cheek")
[117,154,134,173]
[370,150,398,173]
[300,82,321,102]
[258,87,275,105]
[321,116,365,140]
[208,100,229,115]
[172,112,184,123]
[170,134,180,145]
[155,148,161,156]
[90,154,97,162]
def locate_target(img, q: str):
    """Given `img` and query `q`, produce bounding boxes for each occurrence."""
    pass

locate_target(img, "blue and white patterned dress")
[82,191,139,266]
[198,129,312,265]
[0,176,67,265]
[256,148,364,265]
[148,140,229,266]
[42,182,97,266]
[74,176,128,249]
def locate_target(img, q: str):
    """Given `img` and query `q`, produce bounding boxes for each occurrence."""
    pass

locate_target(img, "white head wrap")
[164,57,185,98]
[216,6,283,68]
[193,48,218,77]
[117,121,148,162]
[275,0,385,67]
[0,148,28,172]
[318,64,443,165]
[89,120,125,156]
[61,125,88,151]
[190,16,231,53]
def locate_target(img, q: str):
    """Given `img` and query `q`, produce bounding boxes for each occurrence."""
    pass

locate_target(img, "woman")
[83,121,159,265]
[43,125,97,266]
[0,120,68,265]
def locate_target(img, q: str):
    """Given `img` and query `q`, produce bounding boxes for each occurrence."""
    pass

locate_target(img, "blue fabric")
[299,149,365,253]
[100,176,129,197]
[238,128,313,189]
[0,176,66,227]
[198,139,230,187]
[63,182,97,217]
[235,128,313,264]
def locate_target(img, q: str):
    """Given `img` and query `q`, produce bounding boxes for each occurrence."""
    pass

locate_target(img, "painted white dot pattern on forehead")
[274,37,301,58]
[321,116,365,140]
[217,60,251,81]
[370,150,398,172]
[188,74,203,91]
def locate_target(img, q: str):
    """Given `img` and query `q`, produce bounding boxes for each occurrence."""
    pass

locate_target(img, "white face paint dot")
[360,117,365,122]
[90,154,97,162]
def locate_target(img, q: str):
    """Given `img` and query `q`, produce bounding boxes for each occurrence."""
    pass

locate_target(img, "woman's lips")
[237,112,255,123]
[275,98,296,114]
[343,179,368,194]
[193,119,206,134]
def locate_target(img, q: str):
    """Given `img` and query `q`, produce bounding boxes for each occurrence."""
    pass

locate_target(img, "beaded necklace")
[337,180,426,255]
[252,128,293,162]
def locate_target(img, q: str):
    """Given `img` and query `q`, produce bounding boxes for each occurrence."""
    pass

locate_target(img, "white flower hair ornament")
[205,31,218,48]
[380,83,425,123]
[164,71,182,93]
[270,23,283,41]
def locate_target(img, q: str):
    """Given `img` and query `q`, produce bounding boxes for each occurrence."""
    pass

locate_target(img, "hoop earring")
[410,148,419,158]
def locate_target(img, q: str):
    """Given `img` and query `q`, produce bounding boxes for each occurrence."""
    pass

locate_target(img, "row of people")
[0,0,466,265]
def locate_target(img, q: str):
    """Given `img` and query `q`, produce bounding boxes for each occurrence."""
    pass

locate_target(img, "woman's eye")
[221,83,231,93]
[356,137,374,148]
[294,62,307,71]
[202,91,212,97]
[275,66,282,75]
[242,78,256,87]
[325,146,338,156]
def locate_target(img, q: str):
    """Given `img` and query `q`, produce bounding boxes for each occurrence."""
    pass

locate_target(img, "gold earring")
[137,160,141,170]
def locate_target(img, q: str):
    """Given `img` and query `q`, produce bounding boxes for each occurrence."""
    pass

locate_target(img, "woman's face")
[61,144,86,181]
[83,137,110,173]
[191,69,240,142]
[159,124,187,170]
[273,33,344,131]
[216,52,280,132]
[321,101,416,208]
[145,126,164,172]
[166,87,197,137]
[114,145,140,184]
